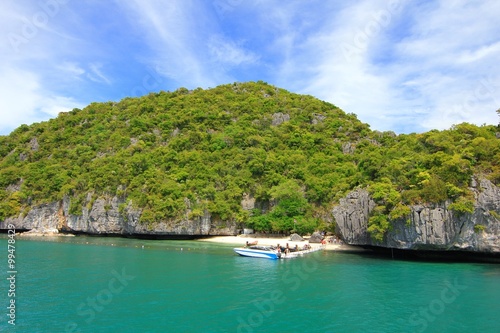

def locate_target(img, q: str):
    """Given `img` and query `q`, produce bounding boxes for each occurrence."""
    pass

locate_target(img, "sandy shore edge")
[197,235,360,251]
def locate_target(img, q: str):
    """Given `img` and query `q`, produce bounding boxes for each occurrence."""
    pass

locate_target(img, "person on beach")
[245,240,258,247]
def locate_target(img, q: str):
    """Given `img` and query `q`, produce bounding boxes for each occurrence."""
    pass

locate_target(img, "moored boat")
[233,246,280,259]
[233,244,324,260]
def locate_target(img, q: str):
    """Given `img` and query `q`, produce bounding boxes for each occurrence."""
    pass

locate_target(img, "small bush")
[367,212,390,242]
[69,195,84,215]
[474,224,485,233]
[448,196,474,215]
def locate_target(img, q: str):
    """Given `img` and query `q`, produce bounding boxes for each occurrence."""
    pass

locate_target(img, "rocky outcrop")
[332,177,500,254]
[289,233,304,242]
[341,142,356,154]
[311,113,326,124]
[0,194,237,237]
[271,112,290,126]
[332,189,374,245]
[308,231,323,243]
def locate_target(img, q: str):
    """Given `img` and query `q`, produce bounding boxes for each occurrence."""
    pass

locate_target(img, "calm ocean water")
[0,236,498,333]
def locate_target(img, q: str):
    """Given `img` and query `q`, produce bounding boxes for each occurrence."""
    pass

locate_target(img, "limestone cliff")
[2,176,499,254]
[0,194,237,237]
[332,177,500,254]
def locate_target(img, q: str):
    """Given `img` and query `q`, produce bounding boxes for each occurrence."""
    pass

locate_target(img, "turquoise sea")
[0,236,499,333]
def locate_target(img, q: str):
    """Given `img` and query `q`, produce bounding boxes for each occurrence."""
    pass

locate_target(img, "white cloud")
[0,68,41,132]
[457,41,500,64]
[39,95,82,117]
[57,61,85,77]
[87,63,111,84]
[0,2,86,134]
[0,67,83,133]
[0,0,498,135]
[388,0,500,130]
[260,0,500,132]
[118,0,218,87]
[207,36,259,67]
[265,1,404,131]
[56,61,113,85]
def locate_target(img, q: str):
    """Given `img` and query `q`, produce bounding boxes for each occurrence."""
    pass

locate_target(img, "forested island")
[0,82,499,257]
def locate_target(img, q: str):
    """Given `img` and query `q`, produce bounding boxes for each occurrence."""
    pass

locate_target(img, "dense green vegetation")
[1,82,499,238]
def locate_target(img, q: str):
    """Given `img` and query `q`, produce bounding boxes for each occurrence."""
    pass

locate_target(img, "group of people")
[326,236,343,245]
[245,240,258,247]
[275,243,311,254]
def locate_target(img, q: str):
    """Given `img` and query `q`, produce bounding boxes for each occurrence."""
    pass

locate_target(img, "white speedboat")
[233,246,280,259]
[234,245,324,260]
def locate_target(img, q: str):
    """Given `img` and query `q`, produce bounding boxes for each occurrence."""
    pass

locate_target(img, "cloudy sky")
[1,0,499,135]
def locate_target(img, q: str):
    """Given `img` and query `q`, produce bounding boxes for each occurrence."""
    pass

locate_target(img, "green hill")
[1,81,499,238]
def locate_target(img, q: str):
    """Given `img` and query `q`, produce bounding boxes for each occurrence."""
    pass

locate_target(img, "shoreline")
[197,235,362,252]
[11,231,364,252]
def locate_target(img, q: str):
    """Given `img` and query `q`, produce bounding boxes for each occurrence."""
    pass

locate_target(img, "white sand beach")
[197,235,354,251]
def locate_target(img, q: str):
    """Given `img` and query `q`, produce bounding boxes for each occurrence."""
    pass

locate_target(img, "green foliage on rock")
[448,196,475,215]
[474,224,486,233]
[246,180,318,233]
[0,82,499,237]
[367,210,390,242]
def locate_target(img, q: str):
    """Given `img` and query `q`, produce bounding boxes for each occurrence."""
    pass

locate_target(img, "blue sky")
[1,0,499,135]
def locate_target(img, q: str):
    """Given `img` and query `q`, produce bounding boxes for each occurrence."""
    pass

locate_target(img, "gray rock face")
[290,233,304,242]
[332,177,500,253]
[311,113,326,124]
[308,231,323,243]
[271,112,290,126]
[341,142,356,154]
[332,189,374,245]
[0,194,237,237]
